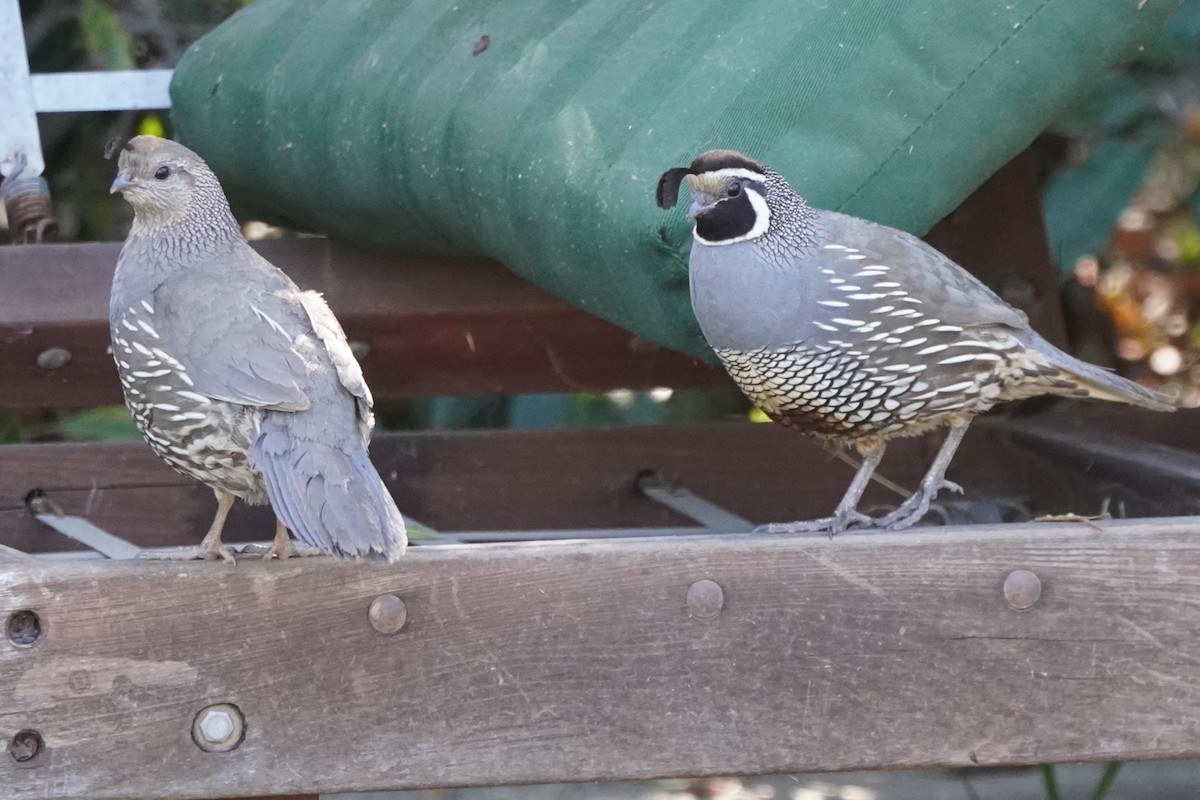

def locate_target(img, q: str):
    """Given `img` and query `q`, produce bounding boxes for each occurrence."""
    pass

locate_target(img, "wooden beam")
[0,241,723,410]
[4,519,1200,800]
[2,410,1193,555]
[0,423,937,554]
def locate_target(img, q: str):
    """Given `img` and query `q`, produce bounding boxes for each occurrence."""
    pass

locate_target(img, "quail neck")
[112,140,241,271]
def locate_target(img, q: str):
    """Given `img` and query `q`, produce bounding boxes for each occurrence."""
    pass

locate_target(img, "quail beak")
[109,172,131,194]
[684,174,717,219]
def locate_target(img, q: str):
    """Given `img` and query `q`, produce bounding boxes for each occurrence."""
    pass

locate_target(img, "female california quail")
[657,149,1174,534]
[110,135,407,562]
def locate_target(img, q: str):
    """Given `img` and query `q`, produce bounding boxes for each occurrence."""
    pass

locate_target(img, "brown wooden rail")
[3,518,1200,800]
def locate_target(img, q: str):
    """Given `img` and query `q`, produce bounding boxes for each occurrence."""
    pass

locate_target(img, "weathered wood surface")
[0,241,723,410]
[0,423,936,553]
[2,409,1195,555]
[4,519,1200,800]
[0,147,1061,410]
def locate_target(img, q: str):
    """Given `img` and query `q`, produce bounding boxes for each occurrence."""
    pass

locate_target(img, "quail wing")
[139,272,317,412]
[816,211,1030,332]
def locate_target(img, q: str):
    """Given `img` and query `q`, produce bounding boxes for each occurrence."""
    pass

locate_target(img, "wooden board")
[2,409,1194,555]
[4,519,1200,800]
[0,423,940,553]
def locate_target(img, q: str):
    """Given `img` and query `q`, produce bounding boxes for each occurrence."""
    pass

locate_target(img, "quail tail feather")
[1034,340,1175,412]
[251,420,407,562]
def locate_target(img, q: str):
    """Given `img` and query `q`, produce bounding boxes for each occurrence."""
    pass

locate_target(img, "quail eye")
[154,165,171,180]
[727,181,742,197]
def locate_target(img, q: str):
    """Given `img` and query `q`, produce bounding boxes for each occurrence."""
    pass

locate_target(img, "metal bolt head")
[1003,569,1042,610]
[8,730,43,763]
[686,579,724,619]
[349,340,371,361]
[35,347,71,370]
[6,609,42,647]
[369,594,408,634]
[192,703,243,753]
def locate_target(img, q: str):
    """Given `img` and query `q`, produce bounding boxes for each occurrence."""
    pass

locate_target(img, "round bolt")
[368,594,408,634]
[6,609,42,647]
[8,730,43,763]
[192,703,244,753]
[686,579,724,619]
[35,348,71,370]
[349,340,371,361]
[1003,569,1042,611]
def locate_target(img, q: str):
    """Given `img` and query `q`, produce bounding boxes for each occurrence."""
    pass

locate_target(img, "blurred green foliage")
[79,0,134,69]
[1043,0,1200,270]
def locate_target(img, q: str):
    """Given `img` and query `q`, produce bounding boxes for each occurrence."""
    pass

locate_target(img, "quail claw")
[755,508,876,537]
[242,541,325,561]
[137,544,237,565]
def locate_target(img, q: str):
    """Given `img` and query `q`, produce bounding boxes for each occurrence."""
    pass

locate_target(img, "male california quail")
[657,149,1174,534]
[110,135,407,562]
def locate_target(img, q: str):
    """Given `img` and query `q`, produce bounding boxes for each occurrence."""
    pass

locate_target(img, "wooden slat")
[4,519,1200,800]
[0,423,939,553]
[0,241,723,409]
[2,409,1193,555]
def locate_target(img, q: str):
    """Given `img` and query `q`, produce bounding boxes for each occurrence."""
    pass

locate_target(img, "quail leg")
[139,488,237,564]
[243,519,325,561]
[875,421,970,531]
[757,443,886,536]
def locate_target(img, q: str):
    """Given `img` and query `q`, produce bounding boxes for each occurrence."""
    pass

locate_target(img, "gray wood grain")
[4,519,1200,799]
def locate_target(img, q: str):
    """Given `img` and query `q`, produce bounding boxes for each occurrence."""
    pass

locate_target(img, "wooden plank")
[4,519,1200,800]
[1,409,1191,555]
[0,423,937,553]
[0,241,722,409]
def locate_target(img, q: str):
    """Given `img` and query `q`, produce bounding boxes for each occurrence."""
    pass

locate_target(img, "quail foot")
[657,149,1174,535]
[110,135,407,562]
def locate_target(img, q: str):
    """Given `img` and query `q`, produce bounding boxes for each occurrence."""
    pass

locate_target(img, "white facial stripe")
[693,187,771,247]
[710,167,767,182]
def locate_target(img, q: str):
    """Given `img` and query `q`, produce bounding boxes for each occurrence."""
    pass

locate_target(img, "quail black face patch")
[694,190,759,243]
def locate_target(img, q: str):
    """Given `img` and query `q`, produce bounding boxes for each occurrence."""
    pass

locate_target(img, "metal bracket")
[636,471,754,532]
[25,489,141,559]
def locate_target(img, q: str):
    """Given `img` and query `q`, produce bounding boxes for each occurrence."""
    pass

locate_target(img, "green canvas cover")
[171,0,1179,358]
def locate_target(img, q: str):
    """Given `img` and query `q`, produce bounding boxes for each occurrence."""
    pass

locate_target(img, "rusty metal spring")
[2,175,57,244]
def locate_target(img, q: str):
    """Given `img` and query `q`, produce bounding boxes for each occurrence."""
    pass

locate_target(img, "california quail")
[110,135,407,562]
[657,149,1174,534]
